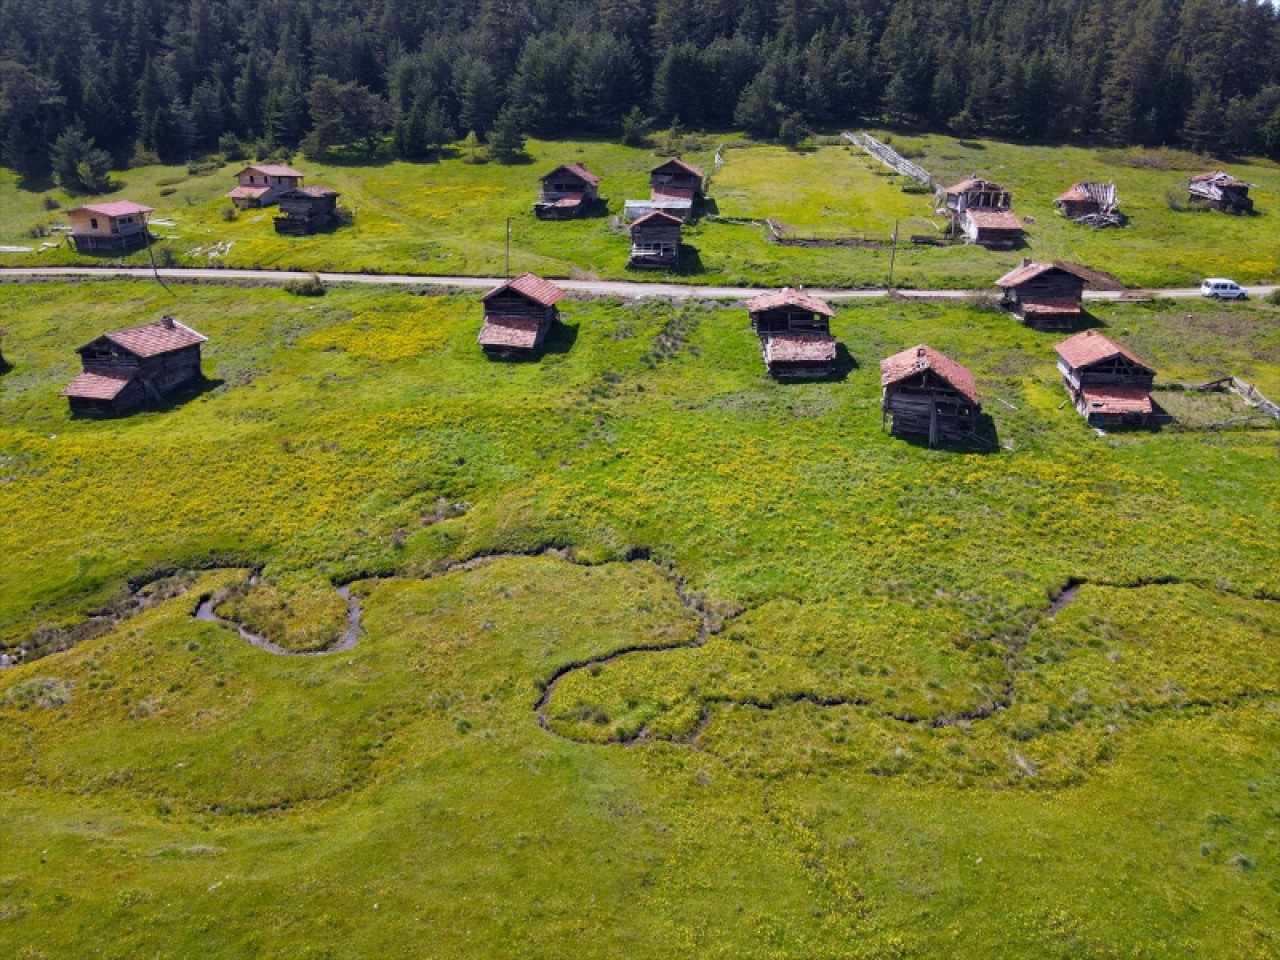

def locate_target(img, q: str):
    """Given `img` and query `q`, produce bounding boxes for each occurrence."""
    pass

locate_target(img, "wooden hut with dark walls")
[625,158,704,220]
[61,316,207,416]
[274,186,340,234]
[534,164,600,219]
[628,211,682,270]
[747,288,838,379]
[1188,171,1253,213]
[880,345,981,447]
[228,164,305,208]
[995,259,1087,330]
[478,273,565,358]
[1055,330,1156,428]
[66,201,154,252]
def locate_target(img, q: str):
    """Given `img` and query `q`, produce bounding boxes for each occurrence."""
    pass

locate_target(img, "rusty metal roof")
[61,369,134,400]
[1054,329,1153,373]
[481,272,565,308]
[965,209,1023,230]
[747,287,835,318]
[1081,386,1153,415]
[880,344,979,406]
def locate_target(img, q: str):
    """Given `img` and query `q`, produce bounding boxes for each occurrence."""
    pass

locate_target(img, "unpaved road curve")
[2,266,1274,302]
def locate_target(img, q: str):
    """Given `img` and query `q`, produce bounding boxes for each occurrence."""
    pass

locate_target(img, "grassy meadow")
[1,279,1279,957]
[1,133,1278,290]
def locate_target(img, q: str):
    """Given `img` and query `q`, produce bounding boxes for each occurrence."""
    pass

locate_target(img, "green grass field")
[1,279,1278,957]
[1,133,1277,290]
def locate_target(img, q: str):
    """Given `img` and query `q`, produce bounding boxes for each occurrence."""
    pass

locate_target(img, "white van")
[1200,278,1248,300]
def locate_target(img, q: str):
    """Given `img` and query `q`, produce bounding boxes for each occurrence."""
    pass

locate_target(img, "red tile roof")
[549,193,586,208]
[880,344,979,406]
[747,287,835,318]
[72,201,155,218]
[1054,329,1153,373]
[61,369,134,400]
[629,210,684,230]
[239,164,303,178]
[652,157,703,179]
[482,272,565,308]
[227,184,271,199]
[966,209,1024,231]
[543,163,600,187]
[764,332,837,364]
[82,318,207,359]
[996,260,1090,288]
[478,316,543,350]
[1081,386,1153,415]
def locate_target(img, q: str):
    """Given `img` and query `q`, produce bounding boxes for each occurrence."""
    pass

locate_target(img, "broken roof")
[481,272,565,308]
[1190,170,1250,187]
[542,163,600,187]
[60,369,134,400]
[747,287,836,318]
[1054,329,1153,373]
[281,185,339,198]
[944,176,1003,195]
[79,318,207,359]
[880,344,979,406]
[70,200,154,218]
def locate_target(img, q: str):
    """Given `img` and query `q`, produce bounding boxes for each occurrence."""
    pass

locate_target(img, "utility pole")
[505,217,512,279]
[886,219,899,293]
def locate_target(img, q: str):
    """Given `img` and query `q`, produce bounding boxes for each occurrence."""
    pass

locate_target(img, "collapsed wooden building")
[477,273,565,358]
[1055,181,1121,227]
[227,164,305,208]
[747,288,838,379]
[627,211,682,270]
[939,176,1024,249]
[880,345,981,447]
[1187,171,1253,213]
[995,259,1088,330]
[273,186,340,234]
[534,164,600,219]
[60,316,207,415]
[624,158,703,221]
[65,201,154,252]
[1054,329,1156,428]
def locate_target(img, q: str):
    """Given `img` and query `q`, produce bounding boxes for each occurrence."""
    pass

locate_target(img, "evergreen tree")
[50,125,113,192]
[487,104,526,162]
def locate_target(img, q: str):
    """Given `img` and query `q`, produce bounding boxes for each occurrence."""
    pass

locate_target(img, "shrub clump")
[283,273,326,297]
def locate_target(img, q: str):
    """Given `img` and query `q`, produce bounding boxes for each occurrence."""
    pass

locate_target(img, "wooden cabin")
[534,164,600,219]
[1188,171,1253,213]
[625,157,704,220]
[66,201,154,252]
[477,273,565,358]
[1055,182,1119,224]
[939,176,1023,248]
[880,345,981,447]
[273,186,340,234]
[995,259,1087,330]
[61,316,207,415]
[628,211,682,270]
[747,288,838,379]
[227,164,305,208]
[1054,329,1156,428]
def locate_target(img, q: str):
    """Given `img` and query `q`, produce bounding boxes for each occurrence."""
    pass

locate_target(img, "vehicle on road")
[1200,278,1248,300]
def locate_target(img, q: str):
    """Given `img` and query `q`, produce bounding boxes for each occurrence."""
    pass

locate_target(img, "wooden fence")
[843,132,935,187]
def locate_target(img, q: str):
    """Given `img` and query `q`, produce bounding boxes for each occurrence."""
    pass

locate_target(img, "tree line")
[2,0,1279,189]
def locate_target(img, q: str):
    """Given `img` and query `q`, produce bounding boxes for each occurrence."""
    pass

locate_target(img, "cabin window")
[90,218,99,229]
